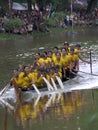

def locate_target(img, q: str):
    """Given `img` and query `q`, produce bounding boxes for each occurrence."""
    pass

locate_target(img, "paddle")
[56,76,64,89]
[0,83,11,97]
[75,70,98,77]
[45,94,56,109]
[0,72,19,97]
[1,69,21,97]
[71,71,84,78]
[66,76,79,83]
[42,76,54,91]
[34,95,41,109]
[51,78,58,90]
[89,51,94,102]
[32,84,41,95]
[0,98,14,110]
[90,50,92,74]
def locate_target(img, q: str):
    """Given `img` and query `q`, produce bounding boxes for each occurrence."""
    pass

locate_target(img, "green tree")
[1,0,98,14]
[4,18,23,32]
[27,0,32,13]
[87,0,98,13]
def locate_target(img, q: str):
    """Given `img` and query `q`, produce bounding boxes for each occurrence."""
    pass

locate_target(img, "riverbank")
[0,27,68,40]
[0,26,95,41]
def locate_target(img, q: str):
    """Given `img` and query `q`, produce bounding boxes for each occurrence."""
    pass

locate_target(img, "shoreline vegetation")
[0,26,95,41]
[0,27,68,40]
[0,27,70,40]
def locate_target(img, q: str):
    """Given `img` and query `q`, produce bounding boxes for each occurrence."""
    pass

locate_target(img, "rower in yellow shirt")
[63,41,70,54]
[11,66,35,90]
[61,48,70,68]
[61,48,70,79]
[38,52,51,68]
[52,46,59,62]
[67,47,78,71]
[47,51,53,61]
[74,44,91,70]
[43,51,53,67]
[33,52,41,66]
[34,69,45,87]
[53,52,63,72]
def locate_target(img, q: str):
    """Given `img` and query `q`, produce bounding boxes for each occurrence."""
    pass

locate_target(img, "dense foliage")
[0,0,97,13]
[3,18,23,32]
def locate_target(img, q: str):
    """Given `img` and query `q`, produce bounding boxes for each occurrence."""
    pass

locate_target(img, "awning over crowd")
[12,2,28,10]
[74,0,88,6]
[12,2,38,11]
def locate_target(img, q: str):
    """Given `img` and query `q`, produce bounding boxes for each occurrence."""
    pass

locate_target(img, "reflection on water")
[0,91,84,129]
[1,88,97,130]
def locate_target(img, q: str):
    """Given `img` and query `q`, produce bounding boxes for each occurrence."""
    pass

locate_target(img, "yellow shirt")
[35,75,44,87]
[53,58,63,68]
[31,71,44,87]
[67,54,75,62]
[74,48,80,56]
[17,72,34,88]
[38,58,45,64]
[38,57,51,67]
[47,57,52,62]
[52,53,57,62]
[61,55,69,67]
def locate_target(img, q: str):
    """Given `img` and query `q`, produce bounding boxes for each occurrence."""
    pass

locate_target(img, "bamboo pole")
[90,51,92,74]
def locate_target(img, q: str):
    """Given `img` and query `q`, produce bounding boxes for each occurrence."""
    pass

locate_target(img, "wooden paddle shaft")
[90,51,92,74]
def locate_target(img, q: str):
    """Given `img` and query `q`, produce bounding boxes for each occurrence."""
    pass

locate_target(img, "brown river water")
[0,27,98,130]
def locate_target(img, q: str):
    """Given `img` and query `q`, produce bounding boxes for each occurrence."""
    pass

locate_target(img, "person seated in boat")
[74,43,92,54]
[53,52,63,73]
[33,52,40,66]
[18,64,25,72]
[47,51,53,61]
[47,51,54,67]
[36,68,52,87]
[65,47,79,78]
[72,44,80,70]
[41,67,56,86]
[10,65,24,87]
[38,52,52,69]
[43,51,52,68]
[10,68,19,85]
[46,67,57,84]
[31,64,51,88]
[74,44,91,70]
[52,46,59,62]
[11,66,35,91]
[10,68,23,93]
[33,68,46,88]
[63,41,70,54]
[54,65,62,79]
[61,48,70,79]
[37,53,47,69]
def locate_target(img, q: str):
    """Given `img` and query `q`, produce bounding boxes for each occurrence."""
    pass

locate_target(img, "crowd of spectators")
[64,7,98,27]
[0,8,51,34]
[0,7,98,34]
